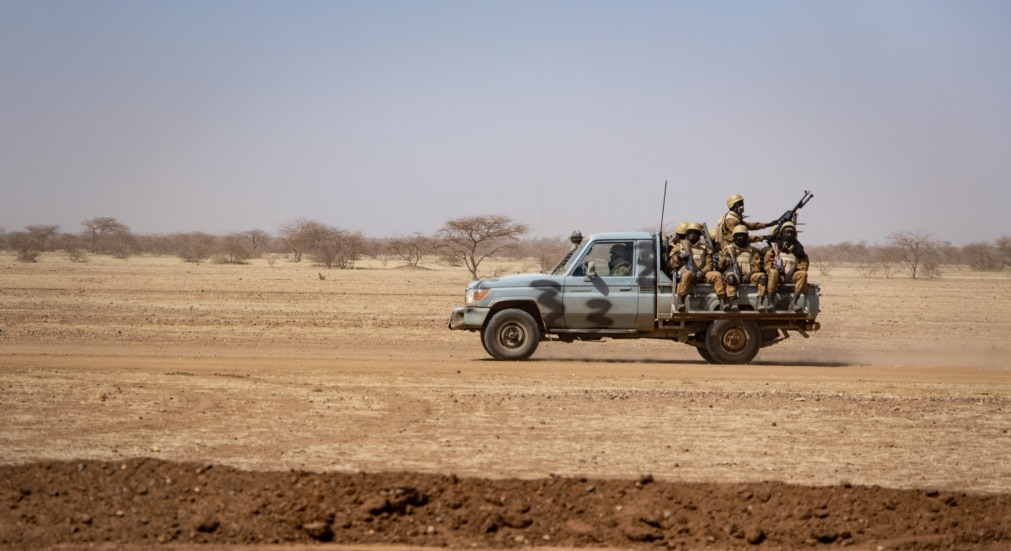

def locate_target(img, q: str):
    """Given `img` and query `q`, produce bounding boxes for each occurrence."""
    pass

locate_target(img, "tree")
[8,231,42,262]
[26,224,60,252]
[996,235,1011,269]
[313,227,363,269]
[888,230,941,279]
[436,214,529,278]
[81,217,134,257]
[240,229,272,255]
[961,241,1000,271]
[278,218,323,262]
[278,218,362,268]
[389,233,433,267]
[172,232,217,263]
[218,233,254,264]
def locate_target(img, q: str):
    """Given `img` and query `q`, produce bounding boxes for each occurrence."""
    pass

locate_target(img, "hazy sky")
[2,1,1010,245]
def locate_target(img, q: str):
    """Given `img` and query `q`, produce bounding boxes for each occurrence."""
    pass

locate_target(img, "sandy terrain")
[2,253,1011,550]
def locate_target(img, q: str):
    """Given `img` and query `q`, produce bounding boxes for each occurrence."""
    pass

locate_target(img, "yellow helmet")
[726,194,744,210]
[732,224,749,236]
[675,222,688,236]
[781,221,796,231]
[685,222,704,235]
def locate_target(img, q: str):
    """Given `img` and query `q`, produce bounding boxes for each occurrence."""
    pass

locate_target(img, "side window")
[583,241,634,277]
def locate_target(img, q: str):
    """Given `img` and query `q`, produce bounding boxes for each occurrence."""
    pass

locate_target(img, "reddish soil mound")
[2,459,1009,551]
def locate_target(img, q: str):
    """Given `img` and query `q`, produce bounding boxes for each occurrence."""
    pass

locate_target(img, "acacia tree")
[436,214,528,278]
[888,230,941,279]
[314,227,363,269]
[389,233,433,267]
[81,217,134,257]
[279,218,361,268]
[278,218,323,262]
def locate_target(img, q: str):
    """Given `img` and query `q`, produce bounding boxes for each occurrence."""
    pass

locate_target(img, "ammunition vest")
[715,211,742,248]
[779,250,798,278]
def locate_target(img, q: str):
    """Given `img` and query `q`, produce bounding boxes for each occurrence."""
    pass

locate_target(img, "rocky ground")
[2,254,1010,550]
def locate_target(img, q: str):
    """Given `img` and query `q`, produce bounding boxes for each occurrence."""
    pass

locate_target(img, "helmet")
[780,221,797,239]
[732,224,749,236]
[675,222,688,236]
[609,243,627,255]
[685,222,704,235]
[726,194,744,210]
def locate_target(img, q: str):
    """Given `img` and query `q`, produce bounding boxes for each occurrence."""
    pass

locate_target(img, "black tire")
[704,319,761,364]
[696,344,717,364]
[482,308,541,360]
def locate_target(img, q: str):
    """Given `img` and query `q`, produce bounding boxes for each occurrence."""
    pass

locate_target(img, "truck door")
[561,240,640,329]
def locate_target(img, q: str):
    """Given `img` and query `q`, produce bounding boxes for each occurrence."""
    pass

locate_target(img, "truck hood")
[469,273,563,290]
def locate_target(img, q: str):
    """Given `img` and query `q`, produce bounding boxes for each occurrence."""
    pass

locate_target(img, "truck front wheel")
[705,319,761,364]
[482,308,541,360]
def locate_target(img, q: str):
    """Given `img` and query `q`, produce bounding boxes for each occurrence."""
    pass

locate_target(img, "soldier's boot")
[789,292,804,312]
[727,296,739,312]
[756,296,767,312]
[676,294,687,313]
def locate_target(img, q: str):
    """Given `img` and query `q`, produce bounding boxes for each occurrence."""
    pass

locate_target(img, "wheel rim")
[720,326,750,353]
[499,322,528,350]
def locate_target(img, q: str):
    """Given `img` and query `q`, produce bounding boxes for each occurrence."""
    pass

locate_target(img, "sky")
[2,1,1010,246]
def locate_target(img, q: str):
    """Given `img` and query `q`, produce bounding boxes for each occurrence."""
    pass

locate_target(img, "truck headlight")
[465,288,490,305]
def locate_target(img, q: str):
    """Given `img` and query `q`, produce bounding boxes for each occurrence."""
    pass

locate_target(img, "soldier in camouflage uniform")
[608,243,633,276]
[764,221,810,311]
[668,222,728,312]
[717,225,772,312]
[713,194,775,251]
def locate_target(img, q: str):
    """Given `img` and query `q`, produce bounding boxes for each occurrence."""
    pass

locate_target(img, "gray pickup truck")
[448,231,820,364]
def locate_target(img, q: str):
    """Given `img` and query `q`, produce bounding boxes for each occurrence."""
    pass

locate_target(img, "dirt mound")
[3,459,1009,551]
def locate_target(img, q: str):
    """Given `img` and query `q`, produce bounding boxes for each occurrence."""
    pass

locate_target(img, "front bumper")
[448,306,491,331]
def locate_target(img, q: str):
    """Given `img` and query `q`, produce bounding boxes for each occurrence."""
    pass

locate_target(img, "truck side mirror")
[585,261,597,281]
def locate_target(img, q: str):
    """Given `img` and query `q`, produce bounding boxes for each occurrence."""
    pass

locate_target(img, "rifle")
[766,190,814,245]
[726,244,743,286]
[771,241,784,274]
[700,221,719,268]
[683,240,701,282]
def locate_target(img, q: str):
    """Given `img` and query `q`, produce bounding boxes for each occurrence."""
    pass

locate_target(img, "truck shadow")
[504,358,852,368]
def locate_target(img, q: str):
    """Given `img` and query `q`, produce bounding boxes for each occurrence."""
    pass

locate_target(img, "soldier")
[714,194,776,250]
[718,225,771,312]
[671,221,688,246]
[764,221,810,311]
[668,222,728,312]
[665,222,689,278]
[608,243,633,276]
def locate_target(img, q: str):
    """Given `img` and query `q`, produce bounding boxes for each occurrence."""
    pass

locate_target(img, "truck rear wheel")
[705,319,761,364]
[482,308,541,360]
[695,344,716,363]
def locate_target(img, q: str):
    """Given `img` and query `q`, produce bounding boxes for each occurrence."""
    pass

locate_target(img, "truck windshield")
[550,241,589,276]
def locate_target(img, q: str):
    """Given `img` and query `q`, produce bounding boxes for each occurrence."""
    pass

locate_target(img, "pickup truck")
[448,230,820,364]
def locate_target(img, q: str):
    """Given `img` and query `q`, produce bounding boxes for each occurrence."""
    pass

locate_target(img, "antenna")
[658,180,668,236]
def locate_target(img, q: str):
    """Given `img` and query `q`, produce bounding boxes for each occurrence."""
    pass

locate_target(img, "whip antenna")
[658,180,668,236]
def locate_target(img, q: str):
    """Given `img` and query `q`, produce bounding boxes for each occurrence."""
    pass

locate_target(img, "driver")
[608,243,632,276]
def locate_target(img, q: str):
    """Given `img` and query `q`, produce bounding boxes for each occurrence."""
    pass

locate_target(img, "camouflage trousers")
[676,269,726,297]
[724,271,769,298]
[768,269,808,296]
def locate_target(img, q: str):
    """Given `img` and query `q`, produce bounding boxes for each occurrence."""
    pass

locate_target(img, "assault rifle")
[766,190,813,245]
[701,221,719,267]
[683,240,701,281]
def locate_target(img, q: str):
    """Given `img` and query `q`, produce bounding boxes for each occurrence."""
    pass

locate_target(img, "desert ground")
[2,252,1011,551]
